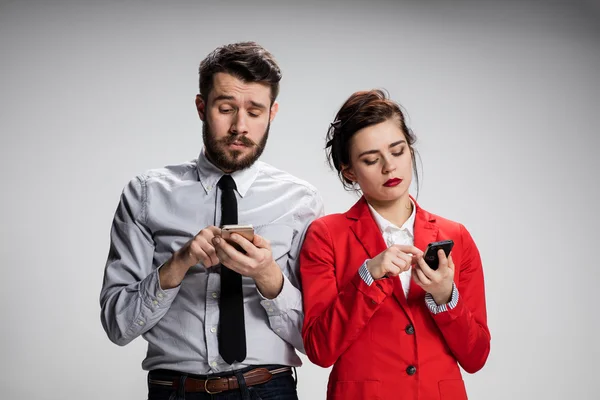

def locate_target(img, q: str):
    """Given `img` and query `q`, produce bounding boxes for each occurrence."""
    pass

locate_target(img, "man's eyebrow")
[249,100,267,110]
[212,95,267,110]
[212,95,235,102]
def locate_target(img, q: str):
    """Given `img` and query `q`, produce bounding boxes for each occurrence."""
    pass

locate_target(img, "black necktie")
[217,175,246,364]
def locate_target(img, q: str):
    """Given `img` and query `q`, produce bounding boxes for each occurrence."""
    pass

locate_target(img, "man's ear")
[269,101,279,122]
[195,95,206,121]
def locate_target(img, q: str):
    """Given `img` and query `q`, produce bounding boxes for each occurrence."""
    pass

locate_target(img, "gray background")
[1,0,599,398]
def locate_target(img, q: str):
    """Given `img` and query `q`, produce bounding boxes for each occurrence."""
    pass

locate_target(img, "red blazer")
[300,197,490,400]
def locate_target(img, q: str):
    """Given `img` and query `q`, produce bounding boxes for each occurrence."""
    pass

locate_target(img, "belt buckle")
[204,376,223,394]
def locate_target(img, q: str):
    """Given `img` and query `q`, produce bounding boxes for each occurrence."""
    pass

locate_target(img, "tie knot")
[218,174,237,190]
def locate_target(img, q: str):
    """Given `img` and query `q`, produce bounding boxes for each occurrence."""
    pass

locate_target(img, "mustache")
[222,135,256,147]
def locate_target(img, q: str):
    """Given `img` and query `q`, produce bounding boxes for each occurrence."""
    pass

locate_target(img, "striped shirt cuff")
[358,260,374,286]
[425,283,459,314]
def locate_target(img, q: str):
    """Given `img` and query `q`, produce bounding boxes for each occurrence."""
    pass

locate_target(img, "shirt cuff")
[425,283,459,314]
[258,273,299,316]
[142,263,180,309]
[351,261,393,305]
[358,259,375,286]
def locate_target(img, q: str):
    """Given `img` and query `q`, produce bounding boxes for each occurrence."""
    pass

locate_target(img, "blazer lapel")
[348,197,387,260]
[347,197,412,313]
[407,200,439,303]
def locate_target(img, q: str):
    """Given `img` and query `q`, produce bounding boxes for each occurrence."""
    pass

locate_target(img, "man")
[100,42,323,399]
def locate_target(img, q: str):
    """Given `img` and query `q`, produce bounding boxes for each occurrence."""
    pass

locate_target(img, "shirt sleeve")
[358,260,375,286]
[258,189,325,353]
[99,176,179,346]
[424,283,459,314]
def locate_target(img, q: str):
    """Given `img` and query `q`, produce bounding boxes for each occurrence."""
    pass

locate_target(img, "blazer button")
[405,324,415,335]
[406,365,417,375]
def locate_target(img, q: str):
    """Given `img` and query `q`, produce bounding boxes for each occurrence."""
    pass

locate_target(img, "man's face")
[196,72,279,172]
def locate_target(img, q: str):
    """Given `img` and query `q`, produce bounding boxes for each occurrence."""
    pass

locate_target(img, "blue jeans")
[147,365,298,400]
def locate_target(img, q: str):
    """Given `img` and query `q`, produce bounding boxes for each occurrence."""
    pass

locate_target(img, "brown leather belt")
[149,367,292,394]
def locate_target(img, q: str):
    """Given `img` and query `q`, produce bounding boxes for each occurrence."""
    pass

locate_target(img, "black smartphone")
[423,240,454,270]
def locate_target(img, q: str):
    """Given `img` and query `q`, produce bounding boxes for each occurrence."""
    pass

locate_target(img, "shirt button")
[153,300,158,305]
[212,292,218,299]
[137,320,145,326]
[268,308,274,313]
[211,361,217,367]
[406,365,417,375]
[276,328,281,333]
[210,327,217,333]
[157,293,164,299]
[405,324,415,335]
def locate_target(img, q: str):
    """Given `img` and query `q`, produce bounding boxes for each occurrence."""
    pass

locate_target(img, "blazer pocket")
[438,379,468,399]
[329,380,380,400]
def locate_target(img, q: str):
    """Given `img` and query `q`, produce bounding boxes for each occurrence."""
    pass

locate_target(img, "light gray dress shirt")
[100,150,324,374]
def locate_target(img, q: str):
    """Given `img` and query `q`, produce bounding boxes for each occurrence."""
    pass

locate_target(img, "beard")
[202,118,269,172]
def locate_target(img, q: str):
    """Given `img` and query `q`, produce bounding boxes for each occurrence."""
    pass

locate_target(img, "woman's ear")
[342,165,356,183]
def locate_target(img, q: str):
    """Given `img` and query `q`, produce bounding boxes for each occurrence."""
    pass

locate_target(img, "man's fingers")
[194,226,221,245]
[187,240,205,264]
[204,244,220,266]
[188,246,211,267]
[190,232,221,265]
[212,240,227,262]
[204,226,222,236]
[252,234,270,250]
[212,236,250,267]
[228,233,256,255]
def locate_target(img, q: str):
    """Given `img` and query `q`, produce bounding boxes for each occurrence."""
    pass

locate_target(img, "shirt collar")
[368,198,416,237]
[196,149,260,197]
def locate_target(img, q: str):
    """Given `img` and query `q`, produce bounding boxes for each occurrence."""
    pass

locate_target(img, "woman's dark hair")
[325,89,420,194]
[199,41,282,104]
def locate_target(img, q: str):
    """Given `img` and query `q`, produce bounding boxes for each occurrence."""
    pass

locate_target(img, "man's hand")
[212,233,284,299]
[159,226,221,289]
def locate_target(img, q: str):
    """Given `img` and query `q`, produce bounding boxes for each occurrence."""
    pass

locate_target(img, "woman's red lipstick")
[384,178,402,187]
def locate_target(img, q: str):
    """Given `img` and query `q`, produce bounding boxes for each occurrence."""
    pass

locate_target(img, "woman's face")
[343,118,413,205]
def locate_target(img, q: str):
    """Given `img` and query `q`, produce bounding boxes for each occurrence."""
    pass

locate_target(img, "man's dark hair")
[199,42,282,104]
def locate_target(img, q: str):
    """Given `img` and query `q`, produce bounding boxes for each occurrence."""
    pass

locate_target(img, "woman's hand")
[412,249,455,304]
[367,245,423,280]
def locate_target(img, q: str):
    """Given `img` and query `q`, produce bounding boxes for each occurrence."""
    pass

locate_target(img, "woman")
[299,90,490,400]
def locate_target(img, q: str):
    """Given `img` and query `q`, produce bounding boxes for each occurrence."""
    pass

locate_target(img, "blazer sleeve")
[430,223,491,373]
[299,218,394,368]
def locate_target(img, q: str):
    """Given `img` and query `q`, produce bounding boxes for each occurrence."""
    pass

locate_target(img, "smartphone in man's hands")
[221,224,255,252]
